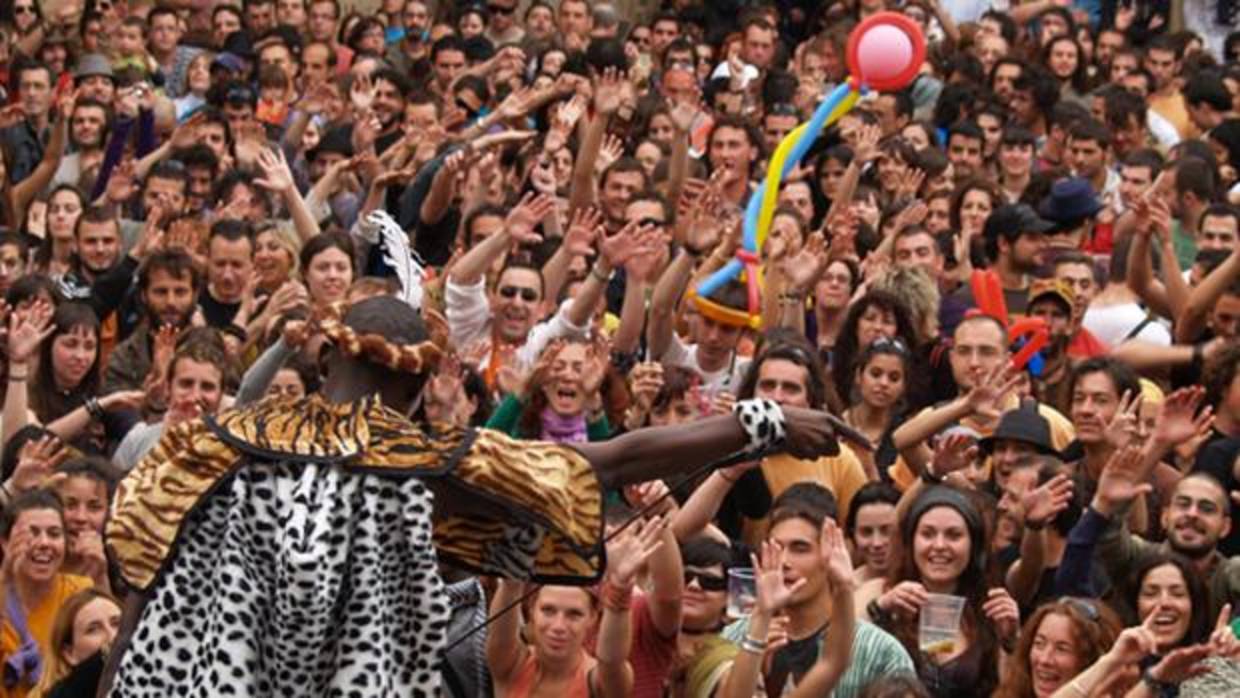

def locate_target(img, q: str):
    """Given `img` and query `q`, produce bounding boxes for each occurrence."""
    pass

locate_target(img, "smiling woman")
[0,490,95,697]
[485,338,615,444]
[993,598,1123,698]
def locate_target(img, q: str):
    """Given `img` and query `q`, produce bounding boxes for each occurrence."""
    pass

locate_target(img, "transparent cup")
[919,593,965,657]
[727,568,757,620]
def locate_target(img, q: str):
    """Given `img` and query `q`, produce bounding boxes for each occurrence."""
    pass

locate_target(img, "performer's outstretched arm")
[573,407,843,491]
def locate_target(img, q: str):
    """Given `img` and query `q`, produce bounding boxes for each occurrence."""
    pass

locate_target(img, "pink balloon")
[855,24,914,83]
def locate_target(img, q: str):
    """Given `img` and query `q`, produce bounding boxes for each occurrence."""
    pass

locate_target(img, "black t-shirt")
[199,290,239,328]
[765,622,829,694]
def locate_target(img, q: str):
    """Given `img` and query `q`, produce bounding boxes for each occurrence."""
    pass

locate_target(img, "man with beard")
[1,61,54,184]
[103,249,201,393]
[51,97,109,189]
[1052,252,1108,358]
[371,68,410,154]
[946,204,1051,328]
[1026,279,1077,415]
[1088,445,1240,621]
[307,0,351,77]
[386,0,431,78]
[112,338,229,471]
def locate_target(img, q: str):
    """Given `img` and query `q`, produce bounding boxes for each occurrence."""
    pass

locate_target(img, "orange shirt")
[0,575,93,698]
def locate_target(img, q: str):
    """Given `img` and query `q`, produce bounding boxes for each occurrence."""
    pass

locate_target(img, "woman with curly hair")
[993,597,1123,698]
[829,290,919,413]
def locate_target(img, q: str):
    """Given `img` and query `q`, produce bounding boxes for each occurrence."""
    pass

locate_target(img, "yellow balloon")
[754,90,860,252]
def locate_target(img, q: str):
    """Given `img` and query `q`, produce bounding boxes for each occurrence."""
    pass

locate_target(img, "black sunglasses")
[14,5,36,14]
[684,570,727,592]
[498,286,538,302]
[636,216,666,228]
[487,3,516,15]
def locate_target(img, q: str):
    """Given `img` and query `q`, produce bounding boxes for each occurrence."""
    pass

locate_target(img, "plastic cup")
[919,593,965,656]
[727,568,757,620]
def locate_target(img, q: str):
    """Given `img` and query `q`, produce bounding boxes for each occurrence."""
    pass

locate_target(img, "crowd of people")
[1,0,1240,696]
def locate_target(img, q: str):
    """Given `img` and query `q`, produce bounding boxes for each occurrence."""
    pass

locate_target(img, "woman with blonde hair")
[30,588,121,698]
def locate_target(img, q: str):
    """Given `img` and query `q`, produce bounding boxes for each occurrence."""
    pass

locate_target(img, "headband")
[314,303,447,376]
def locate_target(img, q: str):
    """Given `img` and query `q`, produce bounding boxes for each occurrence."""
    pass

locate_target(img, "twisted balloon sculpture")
[691,13,927,328]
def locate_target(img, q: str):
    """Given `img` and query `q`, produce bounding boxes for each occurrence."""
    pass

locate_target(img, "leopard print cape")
[104,394,604,696]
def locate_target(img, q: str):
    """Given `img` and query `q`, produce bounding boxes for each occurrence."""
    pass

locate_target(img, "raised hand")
[963,363,1021,425]
[593,66,626,115]
[1205,603,1240,661]
[505,193,556,244]
[281,318,310,348]
[606,515,666,586]
[581,336,611,396]
[669,88,703,134]
[564,207,604,257]
[1108,612,1160,666]
[7,436,67,495]
[67,527,108,582]
[1021,473,1074,529]
[105,159,139,205]
[600,220,659,269]
[626,236,669,284]
[1102,389,1143,449]
[1093,444,1151,513]
[1147,644,1212,684]
[752,541,806,616]
[820,518,855,590]
[0,104,25,130]
[852,123,882,164]
[894,168,926,200]
[780,231,829,295]
[982,588,1020,646]
[628,362,664,412]
[349,72,376,112]
[254,148,296,194]
[597,134,624,173]
[1152,386,1212,449]
[7,300,54,364]
[929,432,978,479]
[624,479,678,518]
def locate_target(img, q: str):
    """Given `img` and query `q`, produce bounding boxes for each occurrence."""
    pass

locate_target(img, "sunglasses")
[14,5,36,14]
[498,286,538,302]
[487,3,516,15]
[870,336,909,355]
[636,217,666,228]
[684,570,727,591]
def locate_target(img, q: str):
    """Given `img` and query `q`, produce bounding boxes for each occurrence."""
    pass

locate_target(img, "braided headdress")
[314,302,448,376]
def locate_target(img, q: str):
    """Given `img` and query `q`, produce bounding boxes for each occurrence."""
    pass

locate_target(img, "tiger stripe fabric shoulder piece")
[106,393,605,592]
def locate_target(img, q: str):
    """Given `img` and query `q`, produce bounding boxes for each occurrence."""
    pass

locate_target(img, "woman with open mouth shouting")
[486,336,615,445]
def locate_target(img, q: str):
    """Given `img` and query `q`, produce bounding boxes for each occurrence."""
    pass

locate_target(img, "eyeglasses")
[487,3,516,15]
[14,5,36,15]
[498,286,538,302]
[1058,596,1100,621]
[684,570,727,591]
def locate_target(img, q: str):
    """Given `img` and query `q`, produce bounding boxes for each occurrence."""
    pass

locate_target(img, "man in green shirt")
[718,486,915,697]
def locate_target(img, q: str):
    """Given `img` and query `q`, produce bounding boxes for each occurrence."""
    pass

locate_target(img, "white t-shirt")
[660,333,751,396]
[1083,303,1172,347]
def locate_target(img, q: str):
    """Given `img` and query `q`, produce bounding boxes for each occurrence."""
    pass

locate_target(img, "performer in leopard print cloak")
[97,295,852,697]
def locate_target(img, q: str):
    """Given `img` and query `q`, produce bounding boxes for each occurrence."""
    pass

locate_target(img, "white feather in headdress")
[357,210,427,311]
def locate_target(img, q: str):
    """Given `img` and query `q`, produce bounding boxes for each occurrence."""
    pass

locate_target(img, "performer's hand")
[781,407,841,459]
